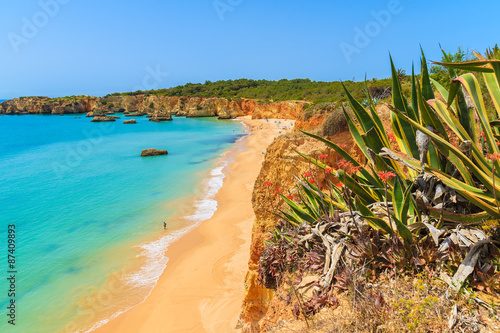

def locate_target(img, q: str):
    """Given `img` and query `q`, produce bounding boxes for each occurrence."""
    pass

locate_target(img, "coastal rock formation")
[250,100,306,120]
[140,148,168,156]
[0,96,97,115]
[149,109,172,122]
[123,119,137,124]
[90,116,116,122]
[217,109,239,119]
[0,95,307,121]
[237,131,360,332]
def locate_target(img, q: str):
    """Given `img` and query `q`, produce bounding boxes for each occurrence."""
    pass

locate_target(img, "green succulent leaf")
[420,49,435,101]
[392,215,413,244]
[456,73,499,155]
[360,215,394,235]
[281,195,317,224]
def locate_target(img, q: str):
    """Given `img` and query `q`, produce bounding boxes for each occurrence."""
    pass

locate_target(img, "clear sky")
[0,0,498,99]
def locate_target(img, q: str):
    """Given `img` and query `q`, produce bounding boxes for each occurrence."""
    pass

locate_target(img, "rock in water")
[141,148,168,156]
[124,119,137,124]
[91,116,116,122]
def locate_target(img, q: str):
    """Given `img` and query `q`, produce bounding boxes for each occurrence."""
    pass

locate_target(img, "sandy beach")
[93,117,293,333]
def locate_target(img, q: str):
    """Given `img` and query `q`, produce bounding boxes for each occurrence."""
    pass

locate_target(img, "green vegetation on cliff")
[106,78,392,104]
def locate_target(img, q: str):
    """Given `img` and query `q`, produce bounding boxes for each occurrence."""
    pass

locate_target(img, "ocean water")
[0,112,245,332]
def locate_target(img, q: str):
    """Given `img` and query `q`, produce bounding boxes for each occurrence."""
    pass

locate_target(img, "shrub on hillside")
[322,107,351,136]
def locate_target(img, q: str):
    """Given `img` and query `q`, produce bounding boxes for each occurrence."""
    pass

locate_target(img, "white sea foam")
[123,161,227,288]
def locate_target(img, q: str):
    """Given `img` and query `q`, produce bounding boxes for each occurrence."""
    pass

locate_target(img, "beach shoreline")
[92,116,293,332]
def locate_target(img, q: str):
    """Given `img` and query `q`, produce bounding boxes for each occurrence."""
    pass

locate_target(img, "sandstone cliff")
[0,96,97,115]
[237,131,360,332]
[0,95,307,120]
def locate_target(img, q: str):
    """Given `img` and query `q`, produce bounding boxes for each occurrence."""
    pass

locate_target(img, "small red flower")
[339,144,349,149]
[338,160,360,175]
[335,183,343,188]
[338,160,348,169]
[351,165,362,175]
[319,154,328,160]
[325,167,334,173]
[303,172,312,177]
[387,133,397,142]
[286,195,294,200]
[264,181,273,186]
[377,171,396,182]
[480,132,485,137]
[308,179,316,184]
[275,189,283,194]
[487,153,500,163]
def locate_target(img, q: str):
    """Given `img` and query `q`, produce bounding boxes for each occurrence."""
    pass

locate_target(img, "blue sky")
[0,0,498,99]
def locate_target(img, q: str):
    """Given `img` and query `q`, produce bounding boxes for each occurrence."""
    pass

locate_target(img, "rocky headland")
[0,95,307,121]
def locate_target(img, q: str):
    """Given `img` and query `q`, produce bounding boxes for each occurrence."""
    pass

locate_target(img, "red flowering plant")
[263,180,277,213]
[377,171,396,182]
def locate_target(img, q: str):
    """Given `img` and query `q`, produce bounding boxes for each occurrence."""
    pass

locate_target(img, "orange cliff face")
[239,100,307,120]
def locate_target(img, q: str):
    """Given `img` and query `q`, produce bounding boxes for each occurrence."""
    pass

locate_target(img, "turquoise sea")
[0,109,245,332]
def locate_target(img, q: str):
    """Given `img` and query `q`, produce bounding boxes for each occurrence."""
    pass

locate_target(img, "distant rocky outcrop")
[140,148,168,156]
[123,119,137,124]
[1,96,96,115]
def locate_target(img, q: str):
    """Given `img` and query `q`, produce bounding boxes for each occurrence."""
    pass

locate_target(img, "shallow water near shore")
[0,113,245,332]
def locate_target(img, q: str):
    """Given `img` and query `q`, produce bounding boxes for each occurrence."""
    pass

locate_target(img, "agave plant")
[390,52,500,220]
[279,47,500,249]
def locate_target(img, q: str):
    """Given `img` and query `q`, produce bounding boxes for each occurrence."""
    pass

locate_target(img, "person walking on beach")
[163,222,167,230]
